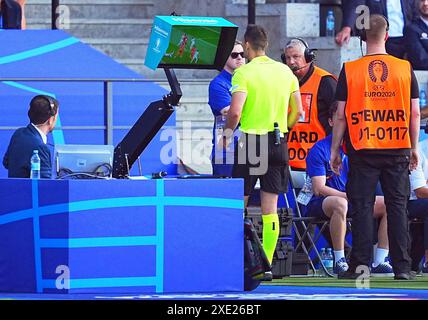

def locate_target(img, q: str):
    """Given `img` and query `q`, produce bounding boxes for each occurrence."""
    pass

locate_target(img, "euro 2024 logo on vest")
[368,60,388,91]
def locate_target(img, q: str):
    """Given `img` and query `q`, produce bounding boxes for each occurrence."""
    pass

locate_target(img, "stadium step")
[26,0,155,73]
[81,38,148,60]
[26,0,154,20]
[27,18,153,39]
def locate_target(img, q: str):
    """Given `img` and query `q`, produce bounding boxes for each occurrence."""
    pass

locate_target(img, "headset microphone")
[290,62,313,72]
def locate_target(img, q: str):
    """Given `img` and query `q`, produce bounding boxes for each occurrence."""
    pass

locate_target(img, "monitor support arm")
[112,68,182,178]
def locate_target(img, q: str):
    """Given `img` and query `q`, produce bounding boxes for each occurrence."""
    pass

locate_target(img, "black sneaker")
[394,272,416,280]
[337,270,363,279]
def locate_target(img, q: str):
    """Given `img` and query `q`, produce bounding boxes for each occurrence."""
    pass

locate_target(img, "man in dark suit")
[405,0,428,70]
[3,95,59,178]
[336,0,416,58]
[0,0,22,29]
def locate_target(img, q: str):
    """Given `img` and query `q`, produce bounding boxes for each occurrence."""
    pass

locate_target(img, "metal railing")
[0,77,179,145]
[52,0,59,30]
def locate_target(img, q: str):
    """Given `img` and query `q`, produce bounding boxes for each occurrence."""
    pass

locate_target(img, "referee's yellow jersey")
[231,55,299,135]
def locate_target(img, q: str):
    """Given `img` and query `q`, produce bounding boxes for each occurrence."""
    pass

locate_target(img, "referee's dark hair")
[244,24,268,51]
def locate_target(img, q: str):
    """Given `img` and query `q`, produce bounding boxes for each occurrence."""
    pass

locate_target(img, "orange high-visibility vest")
[288,66,336,170]
[344,55,411,151]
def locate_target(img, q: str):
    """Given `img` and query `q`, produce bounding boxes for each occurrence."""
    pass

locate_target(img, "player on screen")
[190,46,197,60]
[190,49,200,63]
[175,33,188,58]
[190,37,196,50]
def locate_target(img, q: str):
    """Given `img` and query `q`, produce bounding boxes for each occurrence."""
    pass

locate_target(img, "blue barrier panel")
[0,178,244,293]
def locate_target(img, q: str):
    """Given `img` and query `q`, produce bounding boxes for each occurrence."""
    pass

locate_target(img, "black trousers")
[347,154,411,274]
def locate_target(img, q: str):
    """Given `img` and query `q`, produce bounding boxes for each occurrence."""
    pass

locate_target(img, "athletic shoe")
[337,270,363,280]
[410,270,423,278]
[394,272,416,280]
[333,257,349,274]
[254,271,273,281]
[371,259,394,277]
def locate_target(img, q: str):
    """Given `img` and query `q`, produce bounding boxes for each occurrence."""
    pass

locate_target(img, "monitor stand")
[112,68,182,178]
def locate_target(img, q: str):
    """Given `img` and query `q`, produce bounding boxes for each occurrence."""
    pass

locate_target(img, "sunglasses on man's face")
[230,52,245,59]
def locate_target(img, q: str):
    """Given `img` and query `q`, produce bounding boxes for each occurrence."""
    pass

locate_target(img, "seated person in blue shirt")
[404,0,428,70]
[208,41,245,176]
[305,102,393,275]
[3,95,59,178]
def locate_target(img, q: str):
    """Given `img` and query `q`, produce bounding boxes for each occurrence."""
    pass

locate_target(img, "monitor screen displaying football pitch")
[160,25,221,66]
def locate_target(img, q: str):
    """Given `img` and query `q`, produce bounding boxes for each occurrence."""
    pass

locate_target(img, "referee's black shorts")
[232,132,289,196]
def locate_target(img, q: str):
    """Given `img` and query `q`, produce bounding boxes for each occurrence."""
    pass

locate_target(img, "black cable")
[57,162,113,180]
[56,173,109,180]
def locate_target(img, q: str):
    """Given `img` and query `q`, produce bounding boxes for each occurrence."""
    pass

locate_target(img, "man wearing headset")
[331,14,420,280]
[3,95,59,178]
[282,38,337,171]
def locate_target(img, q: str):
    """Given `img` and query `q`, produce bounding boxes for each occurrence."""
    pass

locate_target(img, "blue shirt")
[208,70,239,176]
[208,70,232,116]
[306,134,348,202]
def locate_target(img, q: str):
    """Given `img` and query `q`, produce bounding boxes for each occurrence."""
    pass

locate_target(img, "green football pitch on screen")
[160,26,221,66]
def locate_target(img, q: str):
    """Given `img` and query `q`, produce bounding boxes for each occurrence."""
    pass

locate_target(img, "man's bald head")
[365,14,389,42]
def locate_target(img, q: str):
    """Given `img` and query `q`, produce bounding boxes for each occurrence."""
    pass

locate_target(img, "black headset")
[281,38,316,64]
[357,15,390,42]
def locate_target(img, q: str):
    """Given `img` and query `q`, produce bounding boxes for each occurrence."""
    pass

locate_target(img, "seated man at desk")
[3,95,59,178]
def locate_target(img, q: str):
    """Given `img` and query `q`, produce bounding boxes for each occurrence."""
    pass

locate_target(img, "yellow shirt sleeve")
[290,73,299,93]
[231,69,248,94]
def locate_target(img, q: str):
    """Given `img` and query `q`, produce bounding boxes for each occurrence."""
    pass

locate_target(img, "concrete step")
[117,59,216,80]
[27,18,153,38]
[130,62,219,80]
[81,38,148,60]
[26,0,154,20]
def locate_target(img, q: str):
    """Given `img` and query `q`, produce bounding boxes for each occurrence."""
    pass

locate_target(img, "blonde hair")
[365,14,388,42]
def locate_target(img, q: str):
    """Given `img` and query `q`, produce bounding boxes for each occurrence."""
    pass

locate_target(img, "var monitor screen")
[161,26,220,66]
[145,16,238,71]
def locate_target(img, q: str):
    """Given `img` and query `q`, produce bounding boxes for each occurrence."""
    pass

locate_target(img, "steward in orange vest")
[283,38,337,170]
[331,14,420,280]
[344,55,412,152]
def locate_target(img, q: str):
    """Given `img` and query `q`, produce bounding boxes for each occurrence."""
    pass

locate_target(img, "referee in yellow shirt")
[222,25,303,279]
